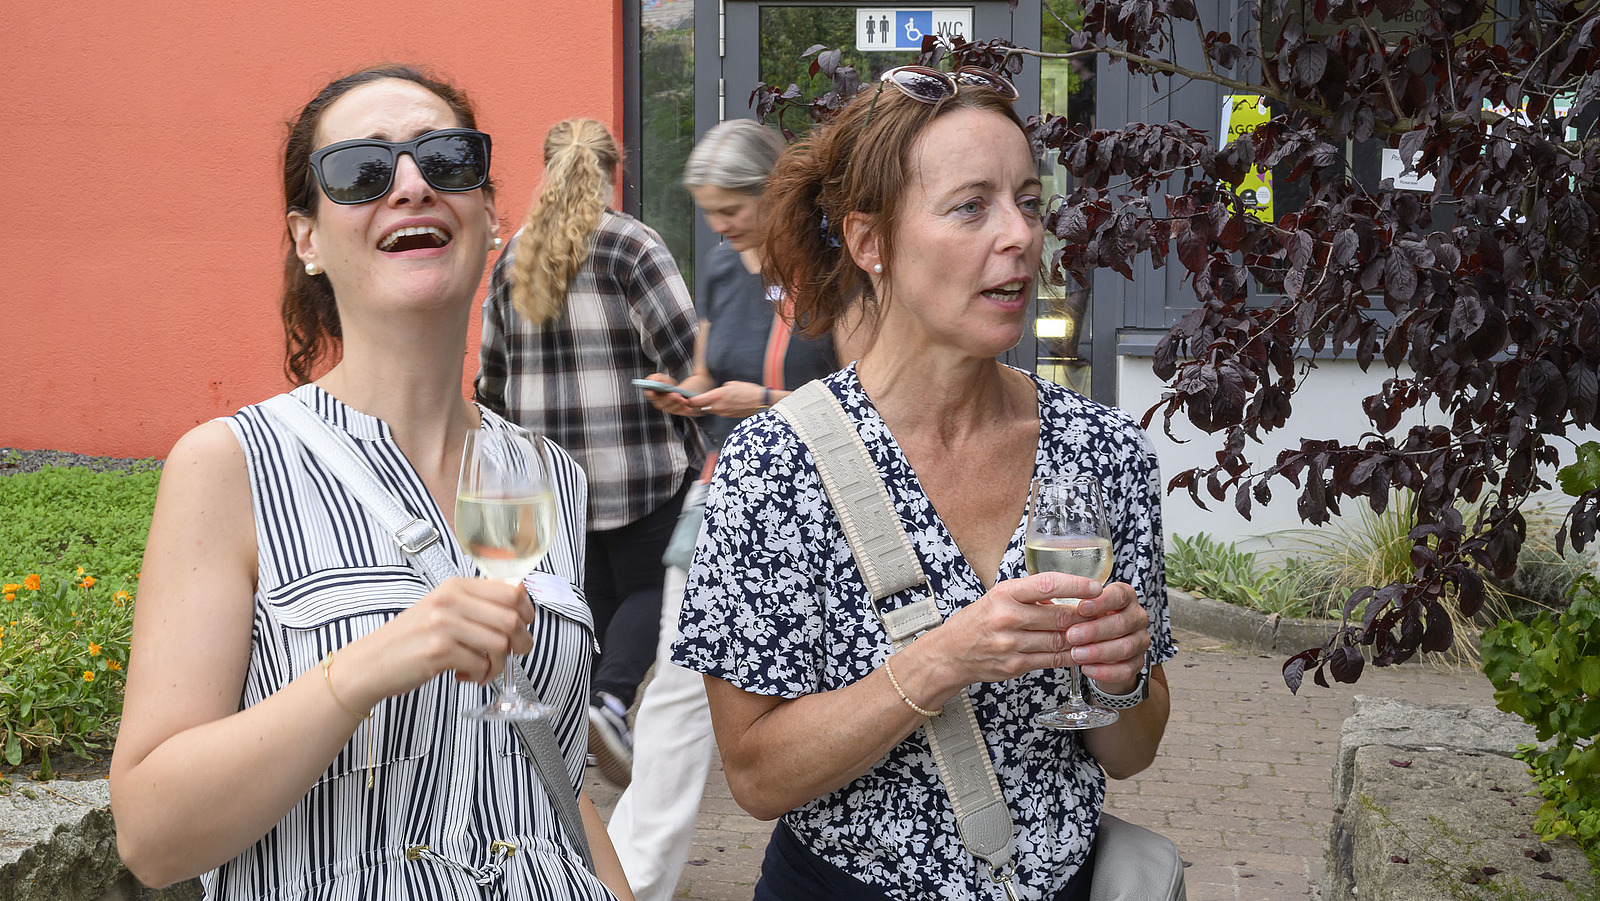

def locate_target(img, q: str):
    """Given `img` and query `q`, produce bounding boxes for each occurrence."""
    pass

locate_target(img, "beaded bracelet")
[321,650,376,788]
[883,656,942,717]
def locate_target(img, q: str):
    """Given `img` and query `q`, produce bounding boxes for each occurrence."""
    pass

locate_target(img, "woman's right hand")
[641,372,703,416]
[334,577,537,711]
[908,572,1097,701]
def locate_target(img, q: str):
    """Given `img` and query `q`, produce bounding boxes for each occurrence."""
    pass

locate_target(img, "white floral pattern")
[672,364,1175,901]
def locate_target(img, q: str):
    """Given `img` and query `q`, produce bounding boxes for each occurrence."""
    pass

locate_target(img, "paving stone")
[590,627,1495,900]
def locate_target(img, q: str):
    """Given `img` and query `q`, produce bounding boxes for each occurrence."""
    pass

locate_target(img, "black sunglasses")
[309,128,492,205]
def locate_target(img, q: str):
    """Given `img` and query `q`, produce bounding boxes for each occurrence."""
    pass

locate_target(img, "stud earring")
[305,261,322,276]
[492,236,503,252]
[873,263,883,274]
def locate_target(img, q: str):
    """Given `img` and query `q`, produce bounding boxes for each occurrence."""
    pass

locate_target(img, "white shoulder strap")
[773,381,1018,892]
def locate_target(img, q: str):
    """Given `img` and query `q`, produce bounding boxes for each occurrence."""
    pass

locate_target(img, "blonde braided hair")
[511,119,622,325]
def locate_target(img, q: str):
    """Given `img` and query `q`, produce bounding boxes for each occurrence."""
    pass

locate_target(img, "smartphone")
[632,378,699,398]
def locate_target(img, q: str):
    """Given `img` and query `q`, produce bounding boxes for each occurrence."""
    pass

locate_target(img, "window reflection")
[642,0,696,285]
[1037,0,1094,394]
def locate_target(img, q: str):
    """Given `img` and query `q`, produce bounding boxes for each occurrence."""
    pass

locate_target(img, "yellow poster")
[1221,95,1274,223]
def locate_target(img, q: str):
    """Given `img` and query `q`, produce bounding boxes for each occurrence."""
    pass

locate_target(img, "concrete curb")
[1167,587,1338,655]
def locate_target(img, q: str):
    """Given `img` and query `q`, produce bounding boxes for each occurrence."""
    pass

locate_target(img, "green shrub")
[0,464,158,773]
[1482,577,1600,870]
[1166,532,1313,618]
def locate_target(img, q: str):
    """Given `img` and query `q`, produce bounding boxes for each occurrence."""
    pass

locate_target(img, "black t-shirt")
[696,243,838,449]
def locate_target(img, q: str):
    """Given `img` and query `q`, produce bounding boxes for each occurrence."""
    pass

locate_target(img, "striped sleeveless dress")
[211,385,615,901]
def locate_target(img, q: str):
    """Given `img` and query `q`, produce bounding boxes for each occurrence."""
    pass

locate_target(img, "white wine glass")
[1026,475,1120,730]
[454,426,559,721]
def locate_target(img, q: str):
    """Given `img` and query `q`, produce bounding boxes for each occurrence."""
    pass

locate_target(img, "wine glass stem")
[500,577,524,694]
[1067,664,1088,706]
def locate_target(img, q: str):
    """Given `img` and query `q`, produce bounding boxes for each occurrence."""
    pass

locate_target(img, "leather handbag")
[661,482,706,571]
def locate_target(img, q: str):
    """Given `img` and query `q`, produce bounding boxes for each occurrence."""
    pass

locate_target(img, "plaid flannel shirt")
[477,210,703,531]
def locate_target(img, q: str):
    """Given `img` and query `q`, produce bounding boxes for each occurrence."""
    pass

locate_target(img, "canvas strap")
[773,381,1018,895]
[259,394,596,874]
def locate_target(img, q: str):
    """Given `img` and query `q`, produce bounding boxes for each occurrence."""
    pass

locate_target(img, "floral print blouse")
[672,364,1175,901]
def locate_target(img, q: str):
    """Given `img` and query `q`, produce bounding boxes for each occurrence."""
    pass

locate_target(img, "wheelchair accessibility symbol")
[894,11,933,48]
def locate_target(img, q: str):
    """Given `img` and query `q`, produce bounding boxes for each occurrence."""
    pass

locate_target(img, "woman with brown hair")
[672,68,1175,900]
[111,65,631,899]
[477,118,702,789]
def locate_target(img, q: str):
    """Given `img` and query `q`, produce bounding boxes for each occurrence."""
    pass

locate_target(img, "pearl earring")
[873,263,883,274]
[305,261,322,276]
[492,236,503,252]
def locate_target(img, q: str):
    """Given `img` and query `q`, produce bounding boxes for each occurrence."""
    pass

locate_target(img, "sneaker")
[587,692,633,788]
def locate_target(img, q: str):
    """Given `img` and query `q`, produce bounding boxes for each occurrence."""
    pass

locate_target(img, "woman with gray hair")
[611,118,860,901]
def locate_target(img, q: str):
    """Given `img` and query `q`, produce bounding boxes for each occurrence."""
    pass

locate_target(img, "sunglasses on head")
[309,127,492,205]
[881,65,1020,104]
[860,65,1020,133]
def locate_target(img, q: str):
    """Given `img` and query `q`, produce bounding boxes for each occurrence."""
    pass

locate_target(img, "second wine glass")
[454,425,559,721]
[1026,475,1120,730]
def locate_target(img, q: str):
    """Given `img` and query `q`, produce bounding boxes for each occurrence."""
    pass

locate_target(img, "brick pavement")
[587,628,1497,900]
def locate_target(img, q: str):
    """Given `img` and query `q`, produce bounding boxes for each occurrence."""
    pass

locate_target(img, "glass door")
[700,0,1065,375]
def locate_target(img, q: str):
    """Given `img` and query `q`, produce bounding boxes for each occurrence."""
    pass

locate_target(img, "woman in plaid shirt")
[477,118,703,789]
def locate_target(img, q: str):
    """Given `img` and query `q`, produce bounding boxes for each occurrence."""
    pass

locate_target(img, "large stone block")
[0,779,199,901]
[1325,697,1596,901]
[1332,696,1537,806]
[1343,746,1595,900]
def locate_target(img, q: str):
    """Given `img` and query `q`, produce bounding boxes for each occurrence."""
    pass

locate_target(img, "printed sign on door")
[856,8,975,51]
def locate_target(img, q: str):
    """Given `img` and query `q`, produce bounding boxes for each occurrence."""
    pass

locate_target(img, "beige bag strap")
[774,380,1019,898]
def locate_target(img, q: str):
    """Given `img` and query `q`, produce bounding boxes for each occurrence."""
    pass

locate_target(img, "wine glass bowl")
[454,426,559,721]
[1026,476,1120,730]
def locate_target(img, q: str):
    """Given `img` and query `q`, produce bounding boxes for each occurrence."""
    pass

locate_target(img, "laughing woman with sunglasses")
[671,67,1176,900]
[110,65,631,901]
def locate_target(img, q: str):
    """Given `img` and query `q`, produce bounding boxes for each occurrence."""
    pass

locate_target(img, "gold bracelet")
[883,656,942,717]
[321,650,376,789]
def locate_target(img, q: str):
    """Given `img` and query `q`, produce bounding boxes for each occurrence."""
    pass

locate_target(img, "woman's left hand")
[685,381,772,418]
[1063,582,1150,696]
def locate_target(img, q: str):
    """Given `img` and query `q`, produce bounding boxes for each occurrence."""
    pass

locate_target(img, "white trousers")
[605,552,717,901]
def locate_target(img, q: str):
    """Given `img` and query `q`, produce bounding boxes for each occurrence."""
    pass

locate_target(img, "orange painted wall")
[4,1,623,459]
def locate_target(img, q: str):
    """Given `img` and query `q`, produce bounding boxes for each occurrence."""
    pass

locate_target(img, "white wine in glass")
[455,426,559,721]
[1027,477,1120,730]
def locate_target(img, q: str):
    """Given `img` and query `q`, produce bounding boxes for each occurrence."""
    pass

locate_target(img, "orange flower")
[2,593,12,603]
[1,584,18,593]
[113,590,131,606]
[75,566,85,577]
[23,574,40,591]
[82,670,95,682]
[88,642,102,656]
[107,660,123,671]
[81,576,96,589]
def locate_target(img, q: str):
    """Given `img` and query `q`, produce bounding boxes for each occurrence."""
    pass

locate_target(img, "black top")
[697,242,838,449]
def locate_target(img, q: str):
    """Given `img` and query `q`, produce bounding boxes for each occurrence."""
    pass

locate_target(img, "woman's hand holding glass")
[329,578,539,714]
[895,557,1150,724]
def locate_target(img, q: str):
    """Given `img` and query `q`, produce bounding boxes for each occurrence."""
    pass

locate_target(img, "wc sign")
[856,8,975,51]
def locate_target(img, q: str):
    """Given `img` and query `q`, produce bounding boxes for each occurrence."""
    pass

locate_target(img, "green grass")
[0,463,159,774]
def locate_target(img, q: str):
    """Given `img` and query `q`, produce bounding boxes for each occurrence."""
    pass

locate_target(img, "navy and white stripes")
[211,385,613,901]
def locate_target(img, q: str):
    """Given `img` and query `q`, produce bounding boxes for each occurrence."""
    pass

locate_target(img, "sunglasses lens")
[416,132,489,192]
[886,68,957,104]
[955,68,1020,101]
[318,145,394,204]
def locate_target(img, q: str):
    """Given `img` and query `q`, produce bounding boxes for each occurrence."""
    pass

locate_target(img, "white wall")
[1116,353,1595,555]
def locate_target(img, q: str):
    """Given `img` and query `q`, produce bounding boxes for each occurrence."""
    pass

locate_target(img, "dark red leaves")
[863,0,1600,694]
